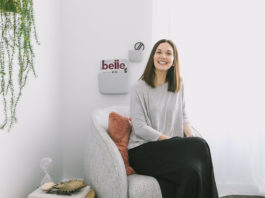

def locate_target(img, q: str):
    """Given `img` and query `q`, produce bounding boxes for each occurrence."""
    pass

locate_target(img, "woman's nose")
[160,53,166,58]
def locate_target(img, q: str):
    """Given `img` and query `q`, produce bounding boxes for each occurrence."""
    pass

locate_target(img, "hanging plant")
[0,0,39,131]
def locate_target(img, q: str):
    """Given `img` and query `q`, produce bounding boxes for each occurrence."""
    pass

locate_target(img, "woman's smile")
[157,60,168,65]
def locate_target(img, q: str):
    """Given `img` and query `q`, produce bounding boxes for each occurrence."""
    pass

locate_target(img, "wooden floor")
[221,196,264,198]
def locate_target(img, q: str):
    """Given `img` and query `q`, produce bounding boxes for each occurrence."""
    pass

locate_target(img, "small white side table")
[28,186,93,198]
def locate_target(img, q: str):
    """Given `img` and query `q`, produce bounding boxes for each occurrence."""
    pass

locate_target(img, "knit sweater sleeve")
[182,84,190,123]
[130,83,162,141]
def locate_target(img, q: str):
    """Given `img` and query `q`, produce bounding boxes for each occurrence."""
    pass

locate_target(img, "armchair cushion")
[108,112,136,175]
[128,174,162,198]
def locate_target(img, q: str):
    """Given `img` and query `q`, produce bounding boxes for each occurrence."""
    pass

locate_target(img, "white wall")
[154,0,265,196]
[0,1,63,198]
[61,0,153,179]
[152,0,171,43]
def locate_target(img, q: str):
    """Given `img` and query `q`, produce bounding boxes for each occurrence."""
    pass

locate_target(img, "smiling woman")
[128,39,219,198]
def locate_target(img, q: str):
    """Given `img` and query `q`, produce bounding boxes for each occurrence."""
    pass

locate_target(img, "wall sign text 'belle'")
[101,59,128,73]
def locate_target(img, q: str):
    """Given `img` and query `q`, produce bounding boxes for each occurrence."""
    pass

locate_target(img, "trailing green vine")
[0,0,39,131]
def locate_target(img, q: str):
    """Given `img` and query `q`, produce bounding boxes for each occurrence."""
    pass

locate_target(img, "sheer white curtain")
[153,0,265,196]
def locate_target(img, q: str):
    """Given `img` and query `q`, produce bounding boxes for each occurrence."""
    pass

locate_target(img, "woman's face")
[153,42,174,72]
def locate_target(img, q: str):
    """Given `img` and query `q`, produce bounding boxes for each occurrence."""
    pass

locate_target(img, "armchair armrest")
[184,125,203,138]
[191,125,203,137]
[84,118,128,198]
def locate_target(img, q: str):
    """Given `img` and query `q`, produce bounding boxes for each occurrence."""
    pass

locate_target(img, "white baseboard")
[217,183,264,197]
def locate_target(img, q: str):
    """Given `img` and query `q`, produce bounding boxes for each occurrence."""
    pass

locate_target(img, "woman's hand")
[184,123,194,137]
[158,134,170,141]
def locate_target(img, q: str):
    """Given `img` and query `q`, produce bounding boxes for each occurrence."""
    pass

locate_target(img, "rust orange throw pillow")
[108,112,136,175]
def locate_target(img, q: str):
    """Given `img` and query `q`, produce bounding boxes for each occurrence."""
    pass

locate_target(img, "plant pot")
[0,0,20,13]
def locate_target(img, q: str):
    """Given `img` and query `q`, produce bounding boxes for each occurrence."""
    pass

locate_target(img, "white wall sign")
[98,59,129,94]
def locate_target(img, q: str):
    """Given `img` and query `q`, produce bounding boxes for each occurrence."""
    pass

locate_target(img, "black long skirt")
[128,137,219,198]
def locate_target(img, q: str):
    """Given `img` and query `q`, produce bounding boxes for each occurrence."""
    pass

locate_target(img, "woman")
[128,39,219,198]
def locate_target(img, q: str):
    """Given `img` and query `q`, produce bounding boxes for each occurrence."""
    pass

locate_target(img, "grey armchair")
[84,105,201,198]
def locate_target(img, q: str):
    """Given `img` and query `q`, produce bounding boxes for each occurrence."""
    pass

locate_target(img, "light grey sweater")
[128,79,189,149]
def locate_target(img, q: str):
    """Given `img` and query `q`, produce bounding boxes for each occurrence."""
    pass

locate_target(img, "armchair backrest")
[93,105,202,138]
[93,105,130,131]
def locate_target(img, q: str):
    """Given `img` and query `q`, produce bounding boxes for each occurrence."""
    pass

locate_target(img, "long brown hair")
[140,39,181,92]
